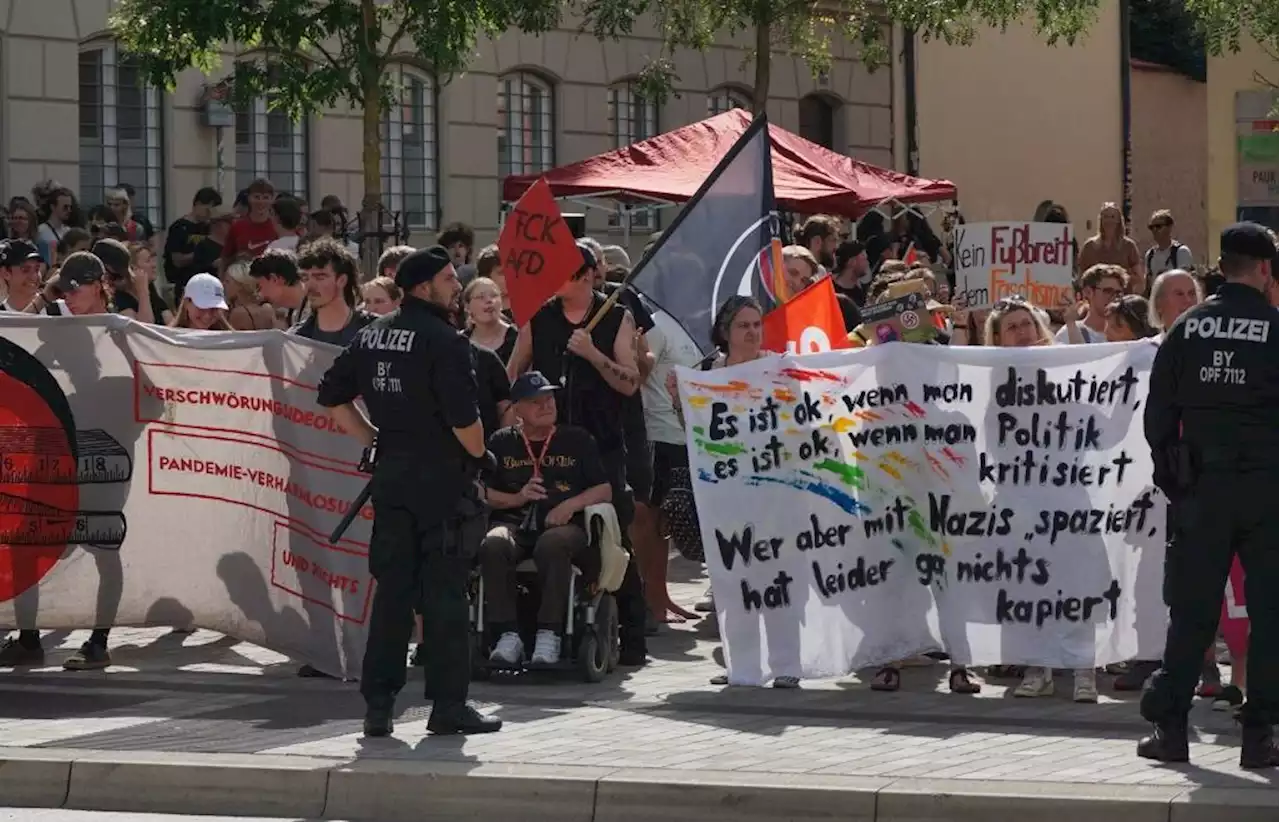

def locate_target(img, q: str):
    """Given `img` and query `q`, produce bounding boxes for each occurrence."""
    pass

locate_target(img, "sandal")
[949,668,980,694]
[869,666,901,692]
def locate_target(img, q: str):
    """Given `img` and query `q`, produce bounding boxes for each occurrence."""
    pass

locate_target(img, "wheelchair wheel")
[580,594,618,682]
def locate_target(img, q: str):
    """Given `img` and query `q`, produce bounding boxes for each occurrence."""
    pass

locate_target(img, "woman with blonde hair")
[222,258,278,330]
[463,276,517,363]
[127,242,175,324]
[170,273,233,331]
[1079,202,1145,294]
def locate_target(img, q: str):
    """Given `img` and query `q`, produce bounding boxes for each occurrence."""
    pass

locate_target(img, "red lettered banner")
[499,178,581,326]
[761,278,851,355]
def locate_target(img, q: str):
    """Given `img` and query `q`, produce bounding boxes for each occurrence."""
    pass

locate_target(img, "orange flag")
[762,278,851,355]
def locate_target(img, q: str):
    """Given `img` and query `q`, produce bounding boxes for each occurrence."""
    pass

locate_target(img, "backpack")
[1145,241,1183,275]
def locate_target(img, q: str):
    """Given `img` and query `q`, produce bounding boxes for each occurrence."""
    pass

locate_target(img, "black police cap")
[394,245,454,291]
[1220,222,1276,261]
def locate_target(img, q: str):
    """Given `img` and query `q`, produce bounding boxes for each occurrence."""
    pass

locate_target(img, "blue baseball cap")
[510,370,560,403]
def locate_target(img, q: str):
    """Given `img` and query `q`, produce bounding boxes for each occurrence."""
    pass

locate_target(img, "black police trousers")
[360,460,473,710]
[600,448,647,656]
[1142,469,1278,728]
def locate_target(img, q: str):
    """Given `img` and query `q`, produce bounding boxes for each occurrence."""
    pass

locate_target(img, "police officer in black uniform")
[1139,222,1278,769]
[317,245,501,738]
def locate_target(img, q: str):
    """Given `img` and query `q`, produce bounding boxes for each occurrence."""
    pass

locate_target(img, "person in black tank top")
[507,244,650,665]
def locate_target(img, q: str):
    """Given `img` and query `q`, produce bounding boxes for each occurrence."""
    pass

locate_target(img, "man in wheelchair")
[481,371,612,666]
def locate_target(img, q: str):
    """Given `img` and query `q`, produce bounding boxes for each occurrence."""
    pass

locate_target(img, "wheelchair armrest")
[584,502,629,593]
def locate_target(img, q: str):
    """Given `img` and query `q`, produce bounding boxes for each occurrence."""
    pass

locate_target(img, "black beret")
[394,245,453,290]
[1220,222,1276,261]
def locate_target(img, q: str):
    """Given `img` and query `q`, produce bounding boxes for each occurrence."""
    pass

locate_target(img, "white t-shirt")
[1053,322,1106,344]
[267,235,300,253]
[1145,243,1194,278]
[642,310,703,445]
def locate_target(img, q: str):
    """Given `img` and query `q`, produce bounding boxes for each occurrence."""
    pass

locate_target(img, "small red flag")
[762,278,851,355]
[498,178,582,327]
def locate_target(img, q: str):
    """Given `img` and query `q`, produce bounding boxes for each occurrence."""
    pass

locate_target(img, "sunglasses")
[1148,222,1171,230]
[993,295,1032,310]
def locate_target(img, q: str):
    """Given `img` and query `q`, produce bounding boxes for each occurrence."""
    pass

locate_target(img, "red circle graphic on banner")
[0,371,79,603]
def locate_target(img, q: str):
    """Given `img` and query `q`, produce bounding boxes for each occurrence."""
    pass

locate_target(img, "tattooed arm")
[596,310,641,396]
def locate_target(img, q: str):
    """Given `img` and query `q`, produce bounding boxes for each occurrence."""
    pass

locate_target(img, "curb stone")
[0,748,1273,821]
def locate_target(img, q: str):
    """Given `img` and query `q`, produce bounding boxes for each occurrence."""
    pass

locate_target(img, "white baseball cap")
[185,273,229,310]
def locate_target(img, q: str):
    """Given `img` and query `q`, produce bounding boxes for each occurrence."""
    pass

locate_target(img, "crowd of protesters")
[0,175,1267,734]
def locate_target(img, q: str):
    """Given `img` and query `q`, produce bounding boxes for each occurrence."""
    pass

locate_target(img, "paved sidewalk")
[0,559,1274,821]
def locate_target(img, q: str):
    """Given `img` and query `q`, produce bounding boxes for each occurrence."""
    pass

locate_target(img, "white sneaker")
[1014,667,1055,698]
[530,629,561,665]
[489,632,523,665]
[1073,669,1099,703]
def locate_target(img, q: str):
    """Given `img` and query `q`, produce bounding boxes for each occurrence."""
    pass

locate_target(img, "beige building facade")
[906,5,1124,238]
[0,0,894,256]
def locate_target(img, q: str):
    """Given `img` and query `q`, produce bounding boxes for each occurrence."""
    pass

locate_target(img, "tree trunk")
[359,0,382,278]
[752,18,771,115]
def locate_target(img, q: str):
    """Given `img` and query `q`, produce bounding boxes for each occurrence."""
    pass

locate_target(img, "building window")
[799,94,837,150]
[381,65,438,231]
[608,81,659,231]
[708,87,751,116]
[235,92,308,202]
[79,43,163,225]
[498,72,554,179]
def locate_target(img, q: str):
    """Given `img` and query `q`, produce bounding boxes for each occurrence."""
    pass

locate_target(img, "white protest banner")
[676,341,1167,686]
[953,222,1074,310]
[0,314,371,677]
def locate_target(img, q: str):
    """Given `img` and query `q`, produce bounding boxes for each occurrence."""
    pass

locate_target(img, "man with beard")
[318,245,499,738]
[798,215,841,273]
[289,237,374,346]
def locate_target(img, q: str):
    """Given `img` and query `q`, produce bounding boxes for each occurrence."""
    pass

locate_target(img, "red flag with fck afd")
[761,277,851,355]
[499,178,581,326]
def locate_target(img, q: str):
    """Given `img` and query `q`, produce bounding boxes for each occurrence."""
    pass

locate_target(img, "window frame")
[234,91,309,203]
[78,41,164,226]
[498,71,555,179]
[607,80,660,232]
[381,64,440,232]
[707,87,751,116]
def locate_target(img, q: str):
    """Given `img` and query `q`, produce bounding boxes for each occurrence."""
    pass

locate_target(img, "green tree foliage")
[578,0,1107,111]
[1130,0,1206,82]
[110,0,562,242]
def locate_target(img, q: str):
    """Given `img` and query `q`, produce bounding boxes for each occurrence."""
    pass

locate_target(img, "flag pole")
[583,112,774,334]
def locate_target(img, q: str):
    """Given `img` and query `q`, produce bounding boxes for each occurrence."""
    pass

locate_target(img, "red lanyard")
[521,427,555,479]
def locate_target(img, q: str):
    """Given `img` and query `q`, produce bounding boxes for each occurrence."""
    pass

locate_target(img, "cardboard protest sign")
[0,314,371,678]
[850,283,939,347]
[675,341,1166,685]
[499,178,581,326]
[953,222,1074,310]
[762,277,851,355]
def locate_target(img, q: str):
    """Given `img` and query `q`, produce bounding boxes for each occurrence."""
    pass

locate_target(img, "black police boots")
[1137,721,1189,763]
[1240,725,1279,769]
[427,702,503,735]
[363,704,395,738]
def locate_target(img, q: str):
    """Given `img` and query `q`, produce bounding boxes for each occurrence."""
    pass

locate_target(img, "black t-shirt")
[487,424,608,528]
[468,324,519,365]
[164,216,211,287]
[471,341,511,438]
[113,282,170,322]
[602,281,655,333]
[835,293,862,333]
[290,308,376,347]
[193,238,223,276]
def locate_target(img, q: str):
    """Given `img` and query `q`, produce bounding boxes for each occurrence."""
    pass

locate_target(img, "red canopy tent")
[502,109,956,217]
